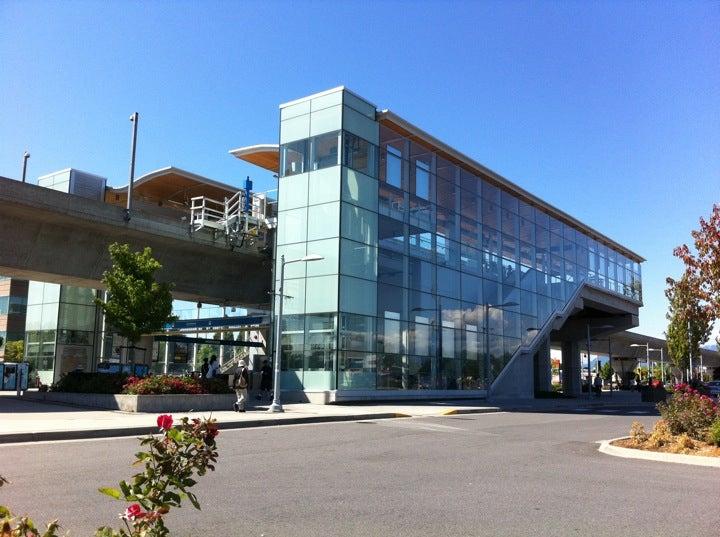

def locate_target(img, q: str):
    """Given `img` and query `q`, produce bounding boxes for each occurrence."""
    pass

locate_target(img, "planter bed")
[23,391,236,413]
[612,437,720,458]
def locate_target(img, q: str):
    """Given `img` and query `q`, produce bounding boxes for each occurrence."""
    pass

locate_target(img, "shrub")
[629,421,648,444]
[1,414,219,537]
[52,371,129,394]
[647,420,672,449]
[203,377,233,394]
[708,419,720,446]
[657,383,720,440]
[123,375,206,395]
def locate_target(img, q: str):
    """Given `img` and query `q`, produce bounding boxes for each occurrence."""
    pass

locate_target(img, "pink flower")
[157,414,174,430]
[124,503,144,520]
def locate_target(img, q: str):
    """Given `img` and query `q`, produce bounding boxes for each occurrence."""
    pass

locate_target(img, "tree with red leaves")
[665,204,720,376]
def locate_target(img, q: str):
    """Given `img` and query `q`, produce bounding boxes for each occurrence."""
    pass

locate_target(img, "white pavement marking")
[373,419,465,432]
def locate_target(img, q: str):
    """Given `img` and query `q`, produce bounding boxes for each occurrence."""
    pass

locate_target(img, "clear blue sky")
[1,1,718,341]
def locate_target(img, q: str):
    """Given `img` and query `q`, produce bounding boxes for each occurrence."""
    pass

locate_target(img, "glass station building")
[233,87,644,401]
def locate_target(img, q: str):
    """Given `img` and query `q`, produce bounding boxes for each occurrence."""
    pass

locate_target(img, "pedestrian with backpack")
[233,360,249,412]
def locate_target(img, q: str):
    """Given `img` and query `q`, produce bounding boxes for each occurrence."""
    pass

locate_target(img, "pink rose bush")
[657,383,720,440]
[1,414,219,537]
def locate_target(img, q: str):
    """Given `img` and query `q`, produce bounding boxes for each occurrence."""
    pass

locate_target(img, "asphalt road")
[1,407,717,537]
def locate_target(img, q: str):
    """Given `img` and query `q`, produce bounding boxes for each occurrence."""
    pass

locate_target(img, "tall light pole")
[484,302,518,392]
[269,253,324,413]
[125,112,139,222]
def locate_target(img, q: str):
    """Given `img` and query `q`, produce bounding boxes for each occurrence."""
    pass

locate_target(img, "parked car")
[703,380,720,396]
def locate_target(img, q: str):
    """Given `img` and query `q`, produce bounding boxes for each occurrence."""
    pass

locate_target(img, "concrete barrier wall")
[23,391,237,412]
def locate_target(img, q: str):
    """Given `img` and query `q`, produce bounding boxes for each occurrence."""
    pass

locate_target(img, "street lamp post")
[585,325,613,397]
[268,253,324,413]
[484,302,518,392]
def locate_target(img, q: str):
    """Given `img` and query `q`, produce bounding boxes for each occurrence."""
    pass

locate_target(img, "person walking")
[593,372,603,397]
[233,360,249,412]
[200,358,209,379]
[259,359,273,400]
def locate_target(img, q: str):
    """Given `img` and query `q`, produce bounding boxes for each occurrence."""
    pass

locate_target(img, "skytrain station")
[1,87,717,401]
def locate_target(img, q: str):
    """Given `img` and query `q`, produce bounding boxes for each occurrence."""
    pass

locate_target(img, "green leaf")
[98,487,123,500]
[187,492,200,510]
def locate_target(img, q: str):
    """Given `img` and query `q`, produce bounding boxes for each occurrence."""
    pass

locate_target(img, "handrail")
[489,279,588,396]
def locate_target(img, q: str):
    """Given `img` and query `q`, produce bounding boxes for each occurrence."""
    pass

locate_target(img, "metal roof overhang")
[229,144,279,173]
[378,110,645,263]
[107,167,240,204]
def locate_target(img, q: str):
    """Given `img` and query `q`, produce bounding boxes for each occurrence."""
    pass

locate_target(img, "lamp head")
[301,254,324,262]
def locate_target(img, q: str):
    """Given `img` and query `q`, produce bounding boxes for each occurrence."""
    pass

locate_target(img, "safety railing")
[189,190,274,250]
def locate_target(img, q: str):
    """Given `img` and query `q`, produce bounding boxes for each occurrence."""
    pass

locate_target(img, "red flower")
[124,503,144,520]
[157,414,174,430]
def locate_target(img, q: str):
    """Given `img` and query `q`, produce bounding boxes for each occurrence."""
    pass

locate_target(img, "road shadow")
[0,394,104,414]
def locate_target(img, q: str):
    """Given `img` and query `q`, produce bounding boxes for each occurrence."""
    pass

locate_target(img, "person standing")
[233,360,249,412]
[593,372,603,397]
[260,359,273,401]
[200,358,209,379]
[207,356,219,379]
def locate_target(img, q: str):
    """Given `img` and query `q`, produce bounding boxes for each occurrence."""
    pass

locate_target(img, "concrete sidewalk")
[0,390,652,444]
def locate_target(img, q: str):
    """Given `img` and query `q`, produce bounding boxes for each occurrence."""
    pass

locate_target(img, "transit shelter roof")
[106,167,239,207]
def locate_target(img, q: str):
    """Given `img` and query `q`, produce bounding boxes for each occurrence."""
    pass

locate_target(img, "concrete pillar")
[534,337,552,393]
[561,340,581,397]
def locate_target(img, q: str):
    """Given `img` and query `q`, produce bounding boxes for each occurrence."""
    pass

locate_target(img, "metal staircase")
[189,179,276,251]
[489,282,588,398]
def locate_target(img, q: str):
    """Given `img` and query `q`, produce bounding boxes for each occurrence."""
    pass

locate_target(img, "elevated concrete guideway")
[0,176,272,306]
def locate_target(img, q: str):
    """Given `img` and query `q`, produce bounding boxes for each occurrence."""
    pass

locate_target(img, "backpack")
[235,368,248,389]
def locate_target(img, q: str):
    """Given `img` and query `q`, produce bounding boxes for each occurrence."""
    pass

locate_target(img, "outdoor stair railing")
[489,281,589,397]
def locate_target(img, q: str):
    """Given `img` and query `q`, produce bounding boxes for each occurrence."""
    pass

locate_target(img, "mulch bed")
[613,437,720,458]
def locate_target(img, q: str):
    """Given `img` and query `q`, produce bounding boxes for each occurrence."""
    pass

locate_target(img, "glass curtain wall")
[278,101,642,393]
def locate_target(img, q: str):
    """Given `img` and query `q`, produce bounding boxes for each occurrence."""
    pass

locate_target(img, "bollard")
[16,367,23,397]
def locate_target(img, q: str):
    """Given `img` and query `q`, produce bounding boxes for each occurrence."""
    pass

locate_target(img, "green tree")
[2,340,24,362]
[599,362,614,382]
[665,274,713,380]
[196,344,216,363]
[96,243,175,361]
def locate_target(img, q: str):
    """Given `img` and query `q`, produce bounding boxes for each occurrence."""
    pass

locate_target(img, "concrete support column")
[561,340,581,397]
[534,337,552,393]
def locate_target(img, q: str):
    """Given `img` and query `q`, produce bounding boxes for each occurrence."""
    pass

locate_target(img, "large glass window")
[310,132,340,171]
[280,139,307,177]
[343,132,375,176]
[408,257,435,293]
[380,146,403,188]
[378,216,405,253]
[304,314,336,371]
[412,160,431,201]
[339,313,375,352]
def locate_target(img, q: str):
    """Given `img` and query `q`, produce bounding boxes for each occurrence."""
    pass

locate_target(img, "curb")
[598,437,720,468]
[0,412,410,445]
[440,407,502,416]
[495,401,656,412]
